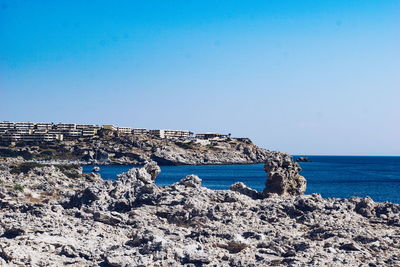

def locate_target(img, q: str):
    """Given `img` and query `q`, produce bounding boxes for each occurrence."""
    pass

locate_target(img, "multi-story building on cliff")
[55,123,76,131]
[132,128,148,135]
[195,133,229,139]
[0,133,63,142]
[117,127,133,134]
[14,122,35,130]
[0,121,232,143]
[0,121,104,143]
[0,121,15,129]
[76,124,101,130]
[36,123,54,130]
[149,129,193,139]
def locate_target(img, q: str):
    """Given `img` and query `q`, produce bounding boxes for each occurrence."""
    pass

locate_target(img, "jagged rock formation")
[0,134,271,165]
[263,152,307,196]
[0,159,400,266]
[67,161,162,212]
[0,157,102,203]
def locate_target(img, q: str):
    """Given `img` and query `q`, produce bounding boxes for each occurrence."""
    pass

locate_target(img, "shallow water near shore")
[83,156,400,203]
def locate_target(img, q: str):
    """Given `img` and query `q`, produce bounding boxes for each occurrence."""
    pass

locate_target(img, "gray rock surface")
[0,158,399,266]
[263,151,307,196]
[230,182,262,199]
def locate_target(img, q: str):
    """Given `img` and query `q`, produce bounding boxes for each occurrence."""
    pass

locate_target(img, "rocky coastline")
[0,134,271,166]
[1,154,399,266]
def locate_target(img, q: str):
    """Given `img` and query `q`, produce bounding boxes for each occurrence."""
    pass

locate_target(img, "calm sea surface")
[82,156,400,203]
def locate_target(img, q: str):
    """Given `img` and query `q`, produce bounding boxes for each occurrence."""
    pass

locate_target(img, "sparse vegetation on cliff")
[0,134,270,165]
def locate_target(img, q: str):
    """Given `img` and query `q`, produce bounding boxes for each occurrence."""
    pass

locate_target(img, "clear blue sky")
[1,0,399,155]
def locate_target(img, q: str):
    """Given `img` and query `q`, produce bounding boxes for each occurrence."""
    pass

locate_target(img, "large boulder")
[263,152,307,196]
[67,161,161,212]
[175,174,202,188]
[144,161,161,181]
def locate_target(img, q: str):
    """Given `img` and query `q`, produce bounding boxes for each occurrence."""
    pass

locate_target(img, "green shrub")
[13,184,24,192]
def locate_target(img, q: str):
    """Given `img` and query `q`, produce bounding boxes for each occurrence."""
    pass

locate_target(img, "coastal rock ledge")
[0,156,400,266]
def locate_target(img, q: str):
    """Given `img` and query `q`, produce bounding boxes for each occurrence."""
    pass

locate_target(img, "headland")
[0,121,269,165]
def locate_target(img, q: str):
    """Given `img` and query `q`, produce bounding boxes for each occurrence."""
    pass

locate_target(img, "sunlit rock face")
[263,151,307,197]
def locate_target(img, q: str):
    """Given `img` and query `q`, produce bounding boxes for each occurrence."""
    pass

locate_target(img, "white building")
[55,123,76,130]
[148,129,165,138]
[0,121,15,129]
[149,129,193,139]
[117,127,132,134]
[82,129,96,137]
[165,130,193,139]
[132,128,148,135]
[34,129,49,134]
[5,129,32,135]
[48,129,81,137]
[76,124,101,130]
[0,133,63,142]
[36,123,54,130]
[63,130,82,137]
[20,133,63,142]
[195,133,229,139]
[0,133,21,142]
[14,122,35,130]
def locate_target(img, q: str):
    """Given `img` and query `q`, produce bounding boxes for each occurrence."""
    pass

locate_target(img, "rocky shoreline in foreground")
[0,154,399,266]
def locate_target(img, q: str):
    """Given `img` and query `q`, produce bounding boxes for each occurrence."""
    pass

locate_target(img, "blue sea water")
[82,156,400,203]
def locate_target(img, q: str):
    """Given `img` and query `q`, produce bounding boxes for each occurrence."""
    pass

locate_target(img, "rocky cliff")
[0,156,399,266]
[0,134,270,165]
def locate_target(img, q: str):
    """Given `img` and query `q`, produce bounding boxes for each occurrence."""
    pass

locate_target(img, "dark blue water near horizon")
[82,156,400,203]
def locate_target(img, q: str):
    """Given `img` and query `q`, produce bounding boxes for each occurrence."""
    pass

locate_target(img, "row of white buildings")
[0,122,102,142]
[102,125,194,139]
[0,122,229,143]
[102,125,229,139]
